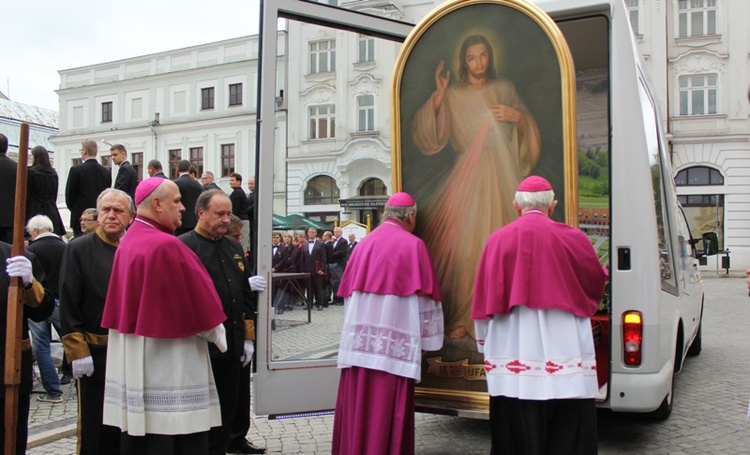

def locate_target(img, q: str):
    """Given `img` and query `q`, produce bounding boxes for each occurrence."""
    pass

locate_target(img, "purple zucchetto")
[134,178,165,205]
[387,192,416,207]
[517,175,553,192]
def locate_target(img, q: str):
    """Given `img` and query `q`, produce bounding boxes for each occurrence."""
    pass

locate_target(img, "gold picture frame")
[390,0,578,404]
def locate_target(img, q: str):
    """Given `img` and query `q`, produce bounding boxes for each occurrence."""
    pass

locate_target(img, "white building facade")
[50,0,748,269]
[51,34,288,221]
[632,0,750,271]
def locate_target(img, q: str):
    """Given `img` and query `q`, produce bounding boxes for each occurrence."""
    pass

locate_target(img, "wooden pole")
[4,123,29,455]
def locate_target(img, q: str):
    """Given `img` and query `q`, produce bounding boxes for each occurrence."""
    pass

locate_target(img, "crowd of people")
[270,226,357,315]
[0,132,653,455]
[0,137,266,454]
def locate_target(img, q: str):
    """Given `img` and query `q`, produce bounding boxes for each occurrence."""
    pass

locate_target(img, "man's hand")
[72,356,94,379]
[6,256,33,287]
[240,340,255,367]
[248,275,267,292]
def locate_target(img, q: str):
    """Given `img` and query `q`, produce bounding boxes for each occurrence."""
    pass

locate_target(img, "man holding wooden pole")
[2,123,55,454]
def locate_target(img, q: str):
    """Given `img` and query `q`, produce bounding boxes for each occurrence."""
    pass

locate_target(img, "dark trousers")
[78,345,120,455]
[208,355,241,455]
[0,392,30,455]
[78,376,121,455]
[489,395,597,455]
[329,264,344,303]
[311,274,326,308]
[121,431,209,455]
[228,362,252,449]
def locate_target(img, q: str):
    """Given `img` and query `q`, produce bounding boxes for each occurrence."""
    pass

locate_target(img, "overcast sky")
[1,0,260,111]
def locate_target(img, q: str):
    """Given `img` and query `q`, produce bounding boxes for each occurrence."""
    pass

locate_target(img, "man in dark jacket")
[0,133,17,243]
[179,190,266,454]
[174,160,205,235]
[1,243,55,454]
[65,140,111,236]
[329,227,348,305]
[110,144,138,200]
[26,215,70,401]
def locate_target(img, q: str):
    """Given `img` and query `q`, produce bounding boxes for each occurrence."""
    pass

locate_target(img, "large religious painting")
[391,0,577,405]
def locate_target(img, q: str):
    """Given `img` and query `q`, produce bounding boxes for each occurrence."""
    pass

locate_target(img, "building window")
[309,104,336,139]
[72,158,82,166]
[626,0,640,35]
[357,95,375,132]
[678,0,717,38]
[201,87,215,110]
[229,83,243,106]
[674,166,724,186]
[221,144,235,177]
[190,147,204,176]
[310,39,336,74]
[360,178,387,196]
[358,35,375,62]
[679,74,717,116]
[100,155,112,171]
[131,152,143,182]
[169,149,182,179]
[304,175,340,205]
[102,102,113,123]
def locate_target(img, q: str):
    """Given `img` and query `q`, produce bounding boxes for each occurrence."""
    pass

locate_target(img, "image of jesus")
[411,33,541,340]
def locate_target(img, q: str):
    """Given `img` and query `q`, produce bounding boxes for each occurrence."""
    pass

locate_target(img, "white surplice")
[103,329,221,436]
[475,305,598,400]
[337,291,444,382]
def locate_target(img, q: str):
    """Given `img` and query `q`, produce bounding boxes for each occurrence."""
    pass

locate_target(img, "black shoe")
[228,441,266,454]
[60,373,73,385]
[317,305,323,311]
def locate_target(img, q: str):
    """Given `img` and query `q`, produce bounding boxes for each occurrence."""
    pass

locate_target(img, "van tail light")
[623,311,643,366]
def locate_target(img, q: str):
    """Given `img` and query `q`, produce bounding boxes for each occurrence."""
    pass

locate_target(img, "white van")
[253,0,704,420]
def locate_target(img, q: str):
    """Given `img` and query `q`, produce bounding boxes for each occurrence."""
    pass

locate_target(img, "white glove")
[240,340,255,367]
[6,256,33,287]
[72,356,94,379]
[198,323,227,353]
[248,275,267,292]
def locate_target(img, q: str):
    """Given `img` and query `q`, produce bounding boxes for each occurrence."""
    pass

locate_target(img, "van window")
[639,80,678,295]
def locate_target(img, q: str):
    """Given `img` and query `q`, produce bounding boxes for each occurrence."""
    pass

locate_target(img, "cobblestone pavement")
[28,276,750,454]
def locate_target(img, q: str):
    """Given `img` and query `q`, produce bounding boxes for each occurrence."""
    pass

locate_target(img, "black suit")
[0,153,18,243]
[348,240,358,257]
[229,187,249,220]
[330,237,348,304]
[114,161,138,200]
[152,171,168,179]
[65,158,111,236]
[204,182,221,191]
[298,240,327,309]
[174,174,204,235]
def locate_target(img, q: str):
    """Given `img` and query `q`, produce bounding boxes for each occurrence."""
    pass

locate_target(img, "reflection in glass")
[269,21,399,362]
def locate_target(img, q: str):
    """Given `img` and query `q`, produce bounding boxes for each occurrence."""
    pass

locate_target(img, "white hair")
[26,215,54,233]
[382,203,417,223]
[514,190,555,211]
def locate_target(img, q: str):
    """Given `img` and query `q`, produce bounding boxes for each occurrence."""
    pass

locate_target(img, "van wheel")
[650,373,674,420]
[650,359,676,420]
[688,315,703,356]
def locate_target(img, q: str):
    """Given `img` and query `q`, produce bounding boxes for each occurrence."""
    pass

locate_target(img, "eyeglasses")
[80,218,95,223]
